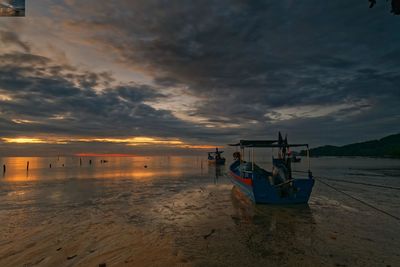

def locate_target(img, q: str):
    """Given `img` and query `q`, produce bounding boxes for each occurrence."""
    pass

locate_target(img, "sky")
[0,0,399,156]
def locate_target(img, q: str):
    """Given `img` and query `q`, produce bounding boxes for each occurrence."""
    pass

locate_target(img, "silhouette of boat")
[207,148,226,165]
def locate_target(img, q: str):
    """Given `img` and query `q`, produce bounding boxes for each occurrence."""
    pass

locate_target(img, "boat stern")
[252,174,314,204]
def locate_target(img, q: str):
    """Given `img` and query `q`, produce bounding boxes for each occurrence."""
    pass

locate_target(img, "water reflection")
[0,156,399,266]
[230,186,316,250]
[0,156,201,182]
[207,164,226,184]
[231,186,315,223]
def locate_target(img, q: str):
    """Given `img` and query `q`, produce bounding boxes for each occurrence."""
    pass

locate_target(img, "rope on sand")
[314,177,400,222]
[292,170,400,190]
[323,178,400,191]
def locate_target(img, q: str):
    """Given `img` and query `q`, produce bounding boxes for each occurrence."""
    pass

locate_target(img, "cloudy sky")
[0,0,399,156]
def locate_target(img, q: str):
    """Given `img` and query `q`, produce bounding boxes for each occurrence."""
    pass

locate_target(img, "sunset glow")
[1,136,183,145]
[2,138,53,144]
[1,136,221,151]
[0,2,398,266]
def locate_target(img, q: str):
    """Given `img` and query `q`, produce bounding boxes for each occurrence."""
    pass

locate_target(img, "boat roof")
[208,151,224,154]
[229,140,308,148]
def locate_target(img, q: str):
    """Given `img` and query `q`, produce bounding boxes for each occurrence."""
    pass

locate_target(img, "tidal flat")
[0,156,399,266]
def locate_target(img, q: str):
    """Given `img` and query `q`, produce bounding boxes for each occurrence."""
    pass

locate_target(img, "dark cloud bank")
[0,34,236,155]
[1,1,400,155]
[0,50,226,139]
[61,1,400,139]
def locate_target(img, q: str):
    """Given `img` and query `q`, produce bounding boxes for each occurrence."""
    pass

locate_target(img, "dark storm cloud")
[1,0,399,154]
[0,30,30,52]
[0,49,231,143]
[57,0,400,144]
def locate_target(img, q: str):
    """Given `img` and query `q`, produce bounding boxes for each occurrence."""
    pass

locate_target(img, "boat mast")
[251,147,254,178]
[240,146,244,177]
[307,145,312,178]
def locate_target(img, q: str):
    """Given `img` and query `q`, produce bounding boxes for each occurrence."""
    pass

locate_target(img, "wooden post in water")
[49,164,52,168]
[2,164,5,174]
[26,161,29,171]
[89,159,92,165]
[80,158,82,166]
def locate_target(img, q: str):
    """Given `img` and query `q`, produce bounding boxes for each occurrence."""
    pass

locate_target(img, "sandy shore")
[0,156,399,266]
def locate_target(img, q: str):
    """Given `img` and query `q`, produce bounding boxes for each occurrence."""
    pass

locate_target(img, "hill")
[301,133,400,158]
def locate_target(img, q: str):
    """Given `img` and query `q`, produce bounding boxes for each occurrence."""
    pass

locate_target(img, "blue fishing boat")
[208,148,226,165]
[228,133,314,204]
[0,0,25,16]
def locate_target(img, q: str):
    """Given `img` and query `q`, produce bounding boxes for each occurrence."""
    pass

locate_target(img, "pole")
[307,147,312,179]
[251,148,254,171]
[26,161,29,171]
[240,147,243,177]
[252,147,254,179]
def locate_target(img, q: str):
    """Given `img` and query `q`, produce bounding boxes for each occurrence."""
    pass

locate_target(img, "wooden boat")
[228,133,314,204]
[0,0,25,16]
[208,148,226,165]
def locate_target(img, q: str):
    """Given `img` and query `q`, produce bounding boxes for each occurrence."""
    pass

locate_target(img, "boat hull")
[208,158,226,165]
[229,163,314,204]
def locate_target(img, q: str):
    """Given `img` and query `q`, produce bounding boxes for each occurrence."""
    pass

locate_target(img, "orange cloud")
[1,136,222,150]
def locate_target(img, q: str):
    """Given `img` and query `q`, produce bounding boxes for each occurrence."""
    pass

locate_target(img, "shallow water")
[0,156,399,266]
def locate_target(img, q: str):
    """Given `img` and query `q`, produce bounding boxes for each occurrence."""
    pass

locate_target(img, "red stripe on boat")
[230,171,253,186]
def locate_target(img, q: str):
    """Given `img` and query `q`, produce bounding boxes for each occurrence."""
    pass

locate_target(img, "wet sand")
[0,156,399,266]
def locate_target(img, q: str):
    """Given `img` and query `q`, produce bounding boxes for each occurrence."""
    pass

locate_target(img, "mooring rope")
[323,178,400,191]
[314,176,400,222]
[292,170,400,190]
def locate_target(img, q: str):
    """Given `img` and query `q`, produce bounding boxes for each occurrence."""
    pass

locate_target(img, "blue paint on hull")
[229,162,314,204]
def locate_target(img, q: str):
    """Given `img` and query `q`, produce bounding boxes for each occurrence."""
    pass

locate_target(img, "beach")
[0,156,399,266]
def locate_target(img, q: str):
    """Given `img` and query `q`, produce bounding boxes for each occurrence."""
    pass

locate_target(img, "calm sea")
[0,156,399,266]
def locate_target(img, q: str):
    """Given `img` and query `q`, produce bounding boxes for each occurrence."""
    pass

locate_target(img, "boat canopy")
[229,140,309,148]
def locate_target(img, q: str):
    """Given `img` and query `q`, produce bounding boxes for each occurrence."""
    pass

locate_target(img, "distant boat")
[208,148,226,165]
[228,133,314,204]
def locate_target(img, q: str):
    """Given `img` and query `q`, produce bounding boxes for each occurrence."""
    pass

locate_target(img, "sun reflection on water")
[0,156,201,182]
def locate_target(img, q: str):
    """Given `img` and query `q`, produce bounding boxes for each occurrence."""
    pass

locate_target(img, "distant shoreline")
[306,155,400,159]
[300,133,400,159]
